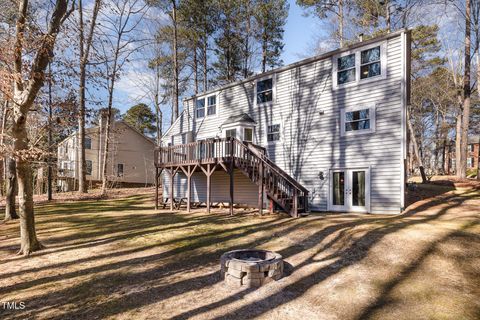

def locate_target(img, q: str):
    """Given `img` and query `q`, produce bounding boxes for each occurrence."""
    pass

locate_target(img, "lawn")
[0,186,479,320]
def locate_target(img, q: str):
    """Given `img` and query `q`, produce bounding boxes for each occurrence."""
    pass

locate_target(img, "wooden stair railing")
[154,137,309,217]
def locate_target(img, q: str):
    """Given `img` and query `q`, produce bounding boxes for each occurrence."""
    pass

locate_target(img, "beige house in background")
[57,120,156,191]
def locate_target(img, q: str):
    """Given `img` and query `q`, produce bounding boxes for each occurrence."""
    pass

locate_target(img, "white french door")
[329,168,370,213]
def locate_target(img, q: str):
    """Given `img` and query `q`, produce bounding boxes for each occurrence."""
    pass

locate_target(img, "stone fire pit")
[220,249,284,287]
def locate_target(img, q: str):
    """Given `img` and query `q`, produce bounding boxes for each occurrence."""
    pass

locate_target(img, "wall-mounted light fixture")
[318,110,325,116]
[318,171,324,180]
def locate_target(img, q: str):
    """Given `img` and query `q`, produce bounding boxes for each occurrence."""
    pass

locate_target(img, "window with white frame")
[360,46,381,79]
[225,128,236,138]
[267,124,280,142]
[467,157,474,168]
[468,144,474,152]
[334,44,385,87]
[337,53,356,85]
[196,98,205,119]
[340,105,376,136]
[256,77,273,105]
[244,128,253,142]
[207,95,216,116]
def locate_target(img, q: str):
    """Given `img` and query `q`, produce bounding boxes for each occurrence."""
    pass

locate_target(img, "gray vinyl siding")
[161,31,408,214]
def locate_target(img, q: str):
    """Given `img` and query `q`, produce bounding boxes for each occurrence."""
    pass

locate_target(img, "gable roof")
[223,113,256,125]
[58,120,156,146]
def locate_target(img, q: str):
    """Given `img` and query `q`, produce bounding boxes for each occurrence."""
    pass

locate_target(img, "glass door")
[330,168,369,213]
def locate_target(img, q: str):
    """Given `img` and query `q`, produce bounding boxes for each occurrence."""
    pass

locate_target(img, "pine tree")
[124,103,157,136]
[254,0,289,73]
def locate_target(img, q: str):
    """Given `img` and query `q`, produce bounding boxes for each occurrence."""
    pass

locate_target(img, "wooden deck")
[154,137,309,217]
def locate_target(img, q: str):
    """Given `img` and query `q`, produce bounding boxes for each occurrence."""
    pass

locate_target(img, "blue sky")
[110,0,323,118]
[281,0,320,64]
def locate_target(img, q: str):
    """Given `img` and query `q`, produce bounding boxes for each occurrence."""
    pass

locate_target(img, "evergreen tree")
[124,103,157,136]
[254,0,289,72]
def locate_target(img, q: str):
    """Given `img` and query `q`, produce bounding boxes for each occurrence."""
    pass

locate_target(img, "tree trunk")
[455,114,462,175]
[459,0,471,179]
[77,0,101,193]
[203,41,208,92]
[172,0,179,123]
[194,44,198,95]
[339,0,344,47]
[4,158,18,221]
[12,111,43,255]
[407,111,427,183]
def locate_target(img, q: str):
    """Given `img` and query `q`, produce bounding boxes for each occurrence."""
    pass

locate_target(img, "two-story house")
[444,135,480,175]
[154,30,411,216]
[57,120,156,191]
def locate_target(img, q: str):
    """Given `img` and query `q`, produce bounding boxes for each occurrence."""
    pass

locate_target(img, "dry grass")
[0,186,479,320]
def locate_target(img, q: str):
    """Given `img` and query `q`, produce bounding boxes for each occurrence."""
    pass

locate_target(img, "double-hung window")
[337,54,356,85]
[340,105,376,136]
[361,46,381,79]
[334,43,385,88]
[84,137,92,149]
[267,124,280,142]
[256,77,273,105]
[207,96,216,116]
[196,98,205,119]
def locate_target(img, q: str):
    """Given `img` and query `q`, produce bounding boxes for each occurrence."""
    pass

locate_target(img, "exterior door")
[330,168,370,213]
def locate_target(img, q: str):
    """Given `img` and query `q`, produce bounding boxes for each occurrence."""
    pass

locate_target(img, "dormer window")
[255,76,274,106]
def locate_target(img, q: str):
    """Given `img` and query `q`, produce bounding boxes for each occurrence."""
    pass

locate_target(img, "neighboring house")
[155,30,411,216]
[444,135,480,175]
[57,120,156,191]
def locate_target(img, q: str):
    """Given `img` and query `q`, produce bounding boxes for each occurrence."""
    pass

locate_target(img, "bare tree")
[10,0,72,255]
[97,0,147,194]
[77,0,101,193]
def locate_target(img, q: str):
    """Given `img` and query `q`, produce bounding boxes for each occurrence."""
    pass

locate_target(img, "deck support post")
[229,139,234,216]
[293,189,298,218]
[258,162,263,215]
[169,167,175,211]
[186,166,191,213]
[207,164,211,213]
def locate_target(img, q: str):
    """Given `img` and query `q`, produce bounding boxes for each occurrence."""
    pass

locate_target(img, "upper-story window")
[267,124,280,142]
[256,77,273,106]
[468,144,474,152]
[361,46,381,79]
[196,94,217,120]
[337,54,356,85]
[340,105,376,136]
[207,96,216,116]
[84,137,92,149]
[196,98,205,119]
[333,43,386,88]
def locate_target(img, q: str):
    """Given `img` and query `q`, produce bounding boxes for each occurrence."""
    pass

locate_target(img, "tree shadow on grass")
[193,191,477,320]
[1,190,478,320]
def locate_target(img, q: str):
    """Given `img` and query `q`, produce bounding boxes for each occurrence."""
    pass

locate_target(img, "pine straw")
[0,186,479,320]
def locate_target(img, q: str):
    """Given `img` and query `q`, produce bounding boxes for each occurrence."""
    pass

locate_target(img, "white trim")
[327,167,371,213]
[400,31,407,211]
[265,123,281,145]
[194,92,219,122]
[254,74,276,107]
[332,41,387,89]
[340,104,376,137]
